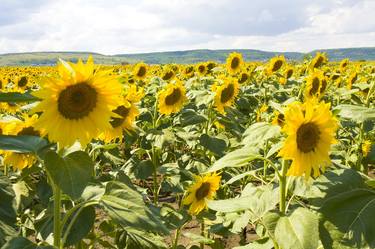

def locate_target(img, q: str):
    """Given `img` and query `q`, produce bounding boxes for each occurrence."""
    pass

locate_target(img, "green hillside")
[0,47,374,66]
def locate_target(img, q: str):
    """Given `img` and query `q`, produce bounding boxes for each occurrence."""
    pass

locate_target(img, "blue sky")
[0,0,374,54]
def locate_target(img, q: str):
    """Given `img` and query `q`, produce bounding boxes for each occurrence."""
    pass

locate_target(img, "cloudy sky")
[0,0,374,54]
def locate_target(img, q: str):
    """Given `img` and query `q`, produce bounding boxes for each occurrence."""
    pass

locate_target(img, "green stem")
[279,160,288,214]
[52,180,62,248]
[172,227,182,249]
[152,145,159,205]
[200,219,205,249]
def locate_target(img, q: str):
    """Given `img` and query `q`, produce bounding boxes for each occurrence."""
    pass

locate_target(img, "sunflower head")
[278,99,338,179]
[266,55,286,75]
[272,111,285,127]
[32,56,122,148]
[183,65,195,78]
[362,140,372,157]
[161,67,176,81]
[304,71,327,99]
[182,172,221,215]
[196,63,208,76]
[309,52,328,70]
[226,52,243,74]
[133,62,148,80]
[238,72,250,84]
[347,71,358,89]
[213,76,239,114]
[158,80,187,115]
[339,58,349,73]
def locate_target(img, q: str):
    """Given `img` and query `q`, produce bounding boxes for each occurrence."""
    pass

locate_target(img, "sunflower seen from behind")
[32,56,122,148]
[212,76,239,114]
[226,52,243,75]
[278,99,338,179]
[158,80,187,115]
[183,172,221,215]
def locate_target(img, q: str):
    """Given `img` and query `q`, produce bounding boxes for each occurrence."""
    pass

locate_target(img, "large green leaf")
[206,146,261,172]
[241,122,280,146]
[179,109,207,127]
[44,151,94,200]
[99,181,168,234]
[0,92,40,103]
[334,104,375,122]
[0,135,50,155]
[199,134,227,156]
[0,177,17,246]
[275,208,319,249]
[123,228,167,249]
[1,237,54,249]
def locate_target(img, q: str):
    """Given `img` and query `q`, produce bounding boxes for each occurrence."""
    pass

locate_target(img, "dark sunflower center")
[195,182,211,201]
[315,56,324,68]
[198,65,205,73]
[320,79,327,93]
[286,69,293,78]
[239,73,248,83]
[165,88,182,106]
[137,66,146,77]
[231,57,240,70]
[296,122,320,153]
[18,76,28,87]
[57,83,97,120]
[186,66,193,74]
[277,113,285,126]
[220,83,235,103]
[162,71,174,81]
[110,105,130,128]
[272,60,283,72]
[351,74,357,84]
[309,77,320,95]
[17,127,40,137]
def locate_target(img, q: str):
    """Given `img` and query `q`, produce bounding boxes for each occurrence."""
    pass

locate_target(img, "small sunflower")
[266,55,285,75]
[212,76,239,114]
[362,140,372,157]
[226,52,243,75]
[304,71,327,99]
[158,80,187,115]
[347,71,358,89]
[32,56,122,148]
[272,111,285,127]
[309,52,327,71]
[238,71,250,84]
[339,58,349,73]
[278,99,338,179]
[182,65,195,78]
[196,63,208,76]
[132,62,148,80]
[161,67,176,81]
[182,172,221,215]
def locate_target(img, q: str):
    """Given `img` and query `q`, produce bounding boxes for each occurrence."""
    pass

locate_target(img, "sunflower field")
[0,52,374,249]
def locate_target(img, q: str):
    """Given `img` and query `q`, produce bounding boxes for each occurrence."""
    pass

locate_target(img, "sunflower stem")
[51,178,62,249]
[279,160,288,214]
[172,227,182,249]
[200,219,205,249]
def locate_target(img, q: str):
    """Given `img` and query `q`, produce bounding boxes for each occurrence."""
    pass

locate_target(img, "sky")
[0,0,374,54]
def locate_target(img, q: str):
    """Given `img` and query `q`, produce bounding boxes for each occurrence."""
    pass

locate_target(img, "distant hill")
[0,47,374,66]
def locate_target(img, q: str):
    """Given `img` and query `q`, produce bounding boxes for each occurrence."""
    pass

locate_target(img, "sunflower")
[158,80,187,115]
[347,71,358,89]
[182,172,221,215]
[182,65,195,78]
[132,62,148,80]
[256,104,268,122]
[266,55,285,75]
[238,72,250,84]
[226,52,243,74]
[285,66,294,79]
[339,58,349,73]
[278,99,338,179]
[161,67,176,81]
[196,63,208,76]
[362,140,372,157]
[212,76,239,114]
[100,85,143,142]
[309,52,327,71]
[32,56,122,148]
[304,71,327,99]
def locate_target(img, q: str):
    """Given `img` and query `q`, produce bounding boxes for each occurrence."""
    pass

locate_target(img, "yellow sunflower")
[158,80,187,115]
[347,71,358,89]
[182,65,195,79]
[304,71,327,99]
[132,62,148,81]
[339,58,349,73]
[100,85,143,142]
[196,63,208,76]
[238,71,250,84]
[212,76,239,114]
[362,140,372,157]
[161,67,176,81]
[182,172,221,215]
[32,56,122,148]
[272,111,285,127]
[226,52,243,74]
[266,55,285,75]
[309,52,327,71]
[278,99,338,179]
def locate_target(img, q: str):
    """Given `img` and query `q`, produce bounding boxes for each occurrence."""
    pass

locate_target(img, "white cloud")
[0,0,373,54]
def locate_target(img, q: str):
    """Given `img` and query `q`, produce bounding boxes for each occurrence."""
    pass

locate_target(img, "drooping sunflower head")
[285,66,294,79]
[278,99,338,179]
[132,62,148,80]
[213,76,239,114]
[161,67,176,81]
[347,71,358,89]
[32,56,122,148]
[182,172,221,215]
[304,71,327,99]
[226,52,243,74]
[309,52,328,70]
[238,71,250,84]
[266,55,286,75]
[339,58,349,73]
[158,80,187,115]
[196,63,208,76]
